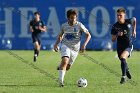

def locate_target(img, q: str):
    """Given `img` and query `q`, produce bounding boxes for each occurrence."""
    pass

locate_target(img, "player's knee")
[59,61,68,70]
[59,60,68,68]
[120,54,127,59]
[62,57,69,63]
[62,61,68,66]
[36,46,40,50]
[35,44,40,50]
[120,55,126,59]
[120,51,129,59]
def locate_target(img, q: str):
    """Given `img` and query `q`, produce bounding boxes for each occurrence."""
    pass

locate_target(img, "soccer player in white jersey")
[54,9,91,87]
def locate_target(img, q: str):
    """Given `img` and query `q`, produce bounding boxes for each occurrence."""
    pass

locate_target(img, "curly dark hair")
[67,9,77,18]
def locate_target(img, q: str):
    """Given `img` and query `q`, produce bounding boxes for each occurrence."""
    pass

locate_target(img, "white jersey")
[61,21,88,51]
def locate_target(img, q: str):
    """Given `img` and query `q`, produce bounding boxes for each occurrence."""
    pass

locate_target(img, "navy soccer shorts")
[32,33,41,45]
[117,45,133,59]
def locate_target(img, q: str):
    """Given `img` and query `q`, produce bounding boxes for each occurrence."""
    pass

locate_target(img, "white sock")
[34,54,37,57]
[122,76,126,78]
[59,70,66,83]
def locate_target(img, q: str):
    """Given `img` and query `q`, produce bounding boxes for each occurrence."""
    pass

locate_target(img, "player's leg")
[36,36,41,56]
[59,56,69,86]
[123,46,133,79]
[33,41,40,62]
[66,50,78,71]
[32,34,38,62]
[33,34,42,62]
[120,51,129,76]
[34,41,40,55]
[119,46,133,84]
[119,50,129,84]
[35,34,41,56]
[58,44,70,87]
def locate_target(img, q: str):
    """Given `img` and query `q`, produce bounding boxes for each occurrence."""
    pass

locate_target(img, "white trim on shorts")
[129,45,133,57]
[125,45,133,57]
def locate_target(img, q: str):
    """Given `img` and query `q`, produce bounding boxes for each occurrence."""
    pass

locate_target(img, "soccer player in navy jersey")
[29,12,47,62]
[111,8,136,84]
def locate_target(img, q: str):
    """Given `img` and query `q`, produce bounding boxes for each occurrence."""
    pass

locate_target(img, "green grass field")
[0,50,139,93]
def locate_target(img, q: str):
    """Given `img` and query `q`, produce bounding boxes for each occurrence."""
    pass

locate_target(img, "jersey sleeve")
[60,24,64,34]
[41,20,45,27]
[111,25,117,35]
[125,18,133,24]
[80,22,89,33]
[130,17,135,24]
[29,20,33,27]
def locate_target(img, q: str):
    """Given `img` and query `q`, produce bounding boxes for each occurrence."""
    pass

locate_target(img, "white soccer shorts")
[60,44,78,65]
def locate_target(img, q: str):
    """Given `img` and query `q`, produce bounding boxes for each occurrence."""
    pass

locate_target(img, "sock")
[120,58,127,76]
[122,76,126,78]
[34,49,39,56]
[59,70,66,83]
[37,50,39,56]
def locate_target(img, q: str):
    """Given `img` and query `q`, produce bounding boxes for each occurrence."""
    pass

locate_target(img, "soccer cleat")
[120,76,126,84]
[58,79,64,87]
[34,56,37,62]
[126,71,131,79]
[57,66,60,70]
[59,82,64,87]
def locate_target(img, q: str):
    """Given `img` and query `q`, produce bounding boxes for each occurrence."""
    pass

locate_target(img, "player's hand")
[31,29,34,32]
[39,26,47,32]
[42,26,47,32]
[80,44,86,53]
[133,30,136,38]
[118,32,123,36]
[44,26,47,32]
[54,44,59,52]
[30,26,34,32]
[38,26,43,30]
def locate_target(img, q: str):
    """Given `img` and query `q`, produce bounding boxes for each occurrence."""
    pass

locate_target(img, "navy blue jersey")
[30,19,44,34]
[111,18,133,49]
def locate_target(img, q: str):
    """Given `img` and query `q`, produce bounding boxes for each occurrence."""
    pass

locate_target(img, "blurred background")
[0,0,140,50]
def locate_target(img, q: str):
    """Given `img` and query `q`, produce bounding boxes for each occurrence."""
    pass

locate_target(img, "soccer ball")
[77,78,88,87]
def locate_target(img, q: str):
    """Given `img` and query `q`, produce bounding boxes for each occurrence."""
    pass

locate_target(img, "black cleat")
[120,77,126,84]
[126,71,131,79]
[58,80,64,87]
[59,82,64,87]
[34,56,37,62]
[57,66,60,70]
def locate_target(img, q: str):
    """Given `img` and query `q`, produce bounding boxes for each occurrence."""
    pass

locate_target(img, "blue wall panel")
[0,0,140,50]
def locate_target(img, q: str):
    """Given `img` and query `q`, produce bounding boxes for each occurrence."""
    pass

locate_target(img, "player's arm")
[39,25,47,32]
[81,31,91,53]
[111,25,117,42]
[29,21,34,32]
[54,31,64,52]
[112,35,117,42]
[29,26,34,32]
[132,17,136,38]
[39,21,47,32]
[80,23,91,53]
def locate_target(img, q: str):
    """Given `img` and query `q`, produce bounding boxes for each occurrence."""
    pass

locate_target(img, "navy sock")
[34,49,38,56]
[120,58,127,76]
[37,50,39,56]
